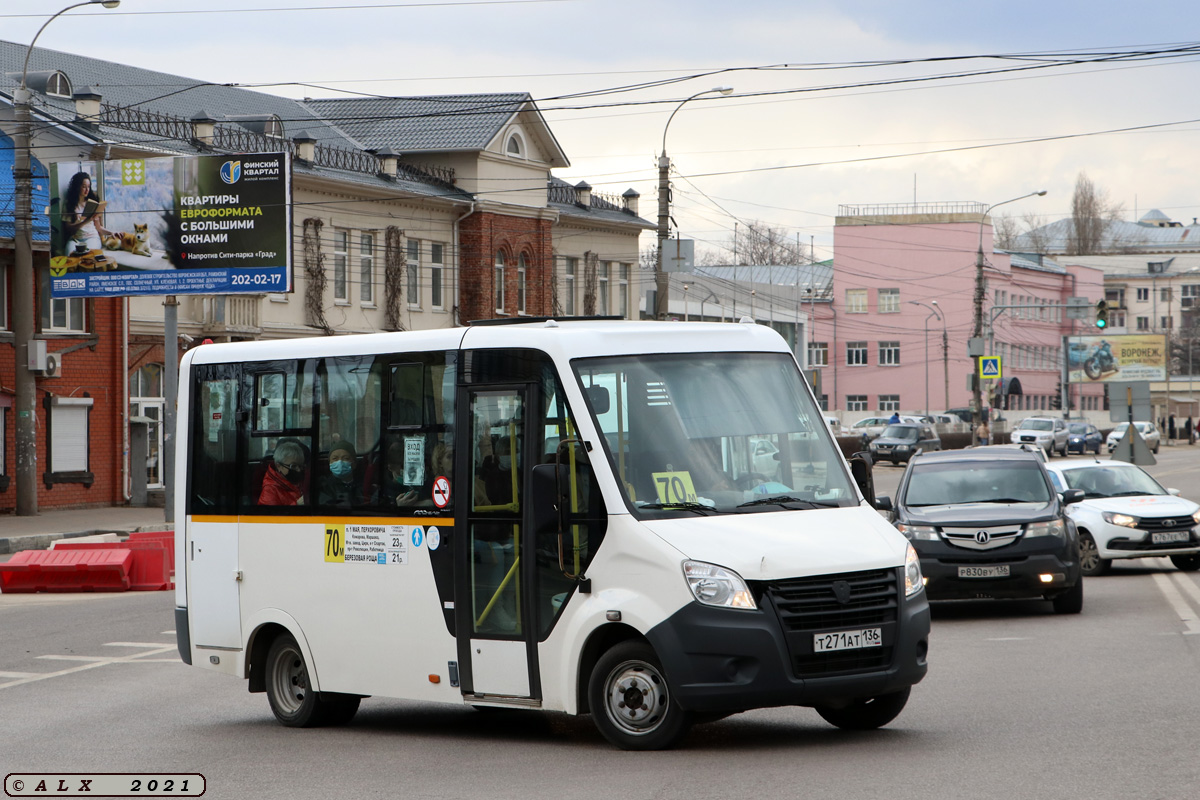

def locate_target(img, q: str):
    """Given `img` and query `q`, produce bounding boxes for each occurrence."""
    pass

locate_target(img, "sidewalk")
[0,506,172,555]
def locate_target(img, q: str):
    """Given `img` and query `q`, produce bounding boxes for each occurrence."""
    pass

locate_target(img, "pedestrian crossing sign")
[979,356,1002,379]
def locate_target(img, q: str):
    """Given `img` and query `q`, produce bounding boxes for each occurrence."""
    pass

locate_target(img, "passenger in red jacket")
[258,440,306,506]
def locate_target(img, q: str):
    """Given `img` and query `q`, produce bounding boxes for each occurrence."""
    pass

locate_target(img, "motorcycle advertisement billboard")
[1067,334,1167,383]
[47,152,291,297]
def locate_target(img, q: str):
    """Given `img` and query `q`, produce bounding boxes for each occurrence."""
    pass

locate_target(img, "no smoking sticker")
[432,475,451,508]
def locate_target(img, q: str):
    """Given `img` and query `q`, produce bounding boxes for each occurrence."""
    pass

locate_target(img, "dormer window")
[225,114,285,140]
[506,132,524,158]
[45,71,72,98]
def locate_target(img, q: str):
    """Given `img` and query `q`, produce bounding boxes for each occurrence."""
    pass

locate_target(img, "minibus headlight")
[682,561,756,610]
[1102,512,1139,529]
[1026,519,1067,538]
[904,543,923,597]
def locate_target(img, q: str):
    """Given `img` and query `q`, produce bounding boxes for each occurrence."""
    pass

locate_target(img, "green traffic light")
[1096,318,1107,328]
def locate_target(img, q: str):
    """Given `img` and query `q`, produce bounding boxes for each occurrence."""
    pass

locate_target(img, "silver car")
[1009,417,1069,457]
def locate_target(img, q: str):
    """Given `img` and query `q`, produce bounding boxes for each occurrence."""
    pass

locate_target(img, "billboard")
[1067,334,1168,383]
[48,152,291,297]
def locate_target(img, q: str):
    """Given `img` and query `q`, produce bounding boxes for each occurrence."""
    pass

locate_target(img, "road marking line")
[104,641,173,648]
[161,630,176,635]
[2,647,178,691]
[985,637,1031,641]
[0,671,40,678]
[129,658,183,663]
[1170,571,1200,610]
[1152,573,1200,635]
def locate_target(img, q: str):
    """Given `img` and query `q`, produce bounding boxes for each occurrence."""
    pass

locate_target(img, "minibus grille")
[762,568,899,632]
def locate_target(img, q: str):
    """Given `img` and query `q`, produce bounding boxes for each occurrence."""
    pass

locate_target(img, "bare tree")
[1019,212,1052,253]
[993,213,1021,250]
[1067,172,1125,255]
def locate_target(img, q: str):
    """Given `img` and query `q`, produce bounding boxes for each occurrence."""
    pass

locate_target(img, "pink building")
[811,202,1105,418]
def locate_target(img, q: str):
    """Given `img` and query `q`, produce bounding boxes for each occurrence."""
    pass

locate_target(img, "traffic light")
[1095,299,1109,329]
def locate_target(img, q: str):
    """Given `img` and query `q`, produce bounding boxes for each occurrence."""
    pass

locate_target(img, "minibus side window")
[316,355,384,511]
[243,360,317,510]
[189,365,240,514]
[377,352,457,513]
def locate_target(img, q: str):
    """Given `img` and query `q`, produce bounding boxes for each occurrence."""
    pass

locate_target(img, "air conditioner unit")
[44,352,62,378]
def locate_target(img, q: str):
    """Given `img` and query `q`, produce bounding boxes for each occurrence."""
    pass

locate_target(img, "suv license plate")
[1151,530,1190,544]
[958,565,1010,578]
[814,628,882,653]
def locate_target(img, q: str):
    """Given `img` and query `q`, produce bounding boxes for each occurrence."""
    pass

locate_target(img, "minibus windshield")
[573,352,856,516]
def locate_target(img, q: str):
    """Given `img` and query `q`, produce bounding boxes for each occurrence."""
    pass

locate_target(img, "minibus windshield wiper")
[636,501,720,514]
[736,496,841,509]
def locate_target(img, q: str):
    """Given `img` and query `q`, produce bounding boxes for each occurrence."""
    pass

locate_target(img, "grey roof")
[303,94,568,165]
[1015,216,1200,255]
[1004,251,1066,274]
[547,176,653,229]
[693,261,834,294]
[1052,252,1200,279]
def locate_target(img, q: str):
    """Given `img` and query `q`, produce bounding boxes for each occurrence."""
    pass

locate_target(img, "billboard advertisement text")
[1067,334,1167,383]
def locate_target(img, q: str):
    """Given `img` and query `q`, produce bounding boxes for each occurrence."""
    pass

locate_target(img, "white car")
[850,416,893,441]
[1046,460,1200,575]
[1105,421,1161,455]
[825,415,849,436]
[1009,416,1069,457]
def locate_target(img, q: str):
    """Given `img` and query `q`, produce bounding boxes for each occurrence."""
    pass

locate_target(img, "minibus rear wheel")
[266,633,327,727]
[588,641,692,750]
[815,688,910,730]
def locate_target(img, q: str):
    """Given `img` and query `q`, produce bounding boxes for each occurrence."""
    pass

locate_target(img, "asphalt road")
[3,445,1200,799]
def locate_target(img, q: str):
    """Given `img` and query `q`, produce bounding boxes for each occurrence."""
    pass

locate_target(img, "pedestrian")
[975,419,990,446]
[1187,415,1195,445]
[1169,413,1177,445]
[888,411,900,424]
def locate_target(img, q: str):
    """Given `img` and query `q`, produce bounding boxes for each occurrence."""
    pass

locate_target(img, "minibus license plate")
[1151,530,1190,544]
[813,628,882,653]
[958,565,1010,578]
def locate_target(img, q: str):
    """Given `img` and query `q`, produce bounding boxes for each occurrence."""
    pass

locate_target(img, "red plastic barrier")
[126,532,176,572]
[0,549,133,593]
[51,542,172,591]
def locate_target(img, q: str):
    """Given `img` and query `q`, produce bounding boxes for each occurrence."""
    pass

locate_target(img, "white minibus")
[175,319,929,749]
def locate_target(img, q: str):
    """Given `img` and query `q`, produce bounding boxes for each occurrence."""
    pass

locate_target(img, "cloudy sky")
[7,0,1199,261]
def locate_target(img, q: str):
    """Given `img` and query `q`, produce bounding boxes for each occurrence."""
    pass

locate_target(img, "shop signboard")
[48,152,291,297]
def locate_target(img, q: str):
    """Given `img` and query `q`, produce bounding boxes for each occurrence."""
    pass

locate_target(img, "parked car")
[1066,422,1103,455]
[945,408,974,424]
[1106,421,1161,455]
[900,414,935,425]
[1045,460,1200,576]
[876,447,1084,613]
[869,423,941,465]
[824,415,849,436]
[851,416,893,442]
[1009,416,1070,457]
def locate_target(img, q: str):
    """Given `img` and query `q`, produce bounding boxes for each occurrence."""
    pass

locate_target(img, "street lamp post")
[655,86,733,319]
[911,301,941,415]
[12,0,122,516]
[973,190,1047,429]
[932,299,949,410]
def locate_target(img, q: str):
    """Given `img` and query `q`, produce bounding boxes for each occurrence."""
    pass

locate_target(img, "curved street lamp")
[911,301,942,415]
[12,0,122,516]
[972,190,1047,428]
[654,86,733,319]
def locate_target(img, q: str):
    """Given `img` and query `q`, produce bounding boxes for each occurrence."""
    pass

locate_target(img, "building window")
[1112,310,1126,328]
[847,341,868,366]
[619,263,630,318]
[846,288,867,313]
[819,394,829,411]
[41,271,85,333]
[1137,287,1149,302]
[809,342,828,367]
[1136,316,1149,331]
[517,253,528,314]
[333,229,348,301]
[847,395,868,412]
[407,239,420,308]
[1107,288,1126,308]
[598,262,610,316]
[495,251,506,313]
[506,132,524,157]
[879,395,900,412]
[430,243,444,309]
[359,233,374,304]
[45,71,72,98]
[0,265,7,330]
[46,396,93,480]
[1161,287,1172,303]
[1162,316,1173,329]
[879,341,900,366]
[564,257,577,315]
[878,288,900,313]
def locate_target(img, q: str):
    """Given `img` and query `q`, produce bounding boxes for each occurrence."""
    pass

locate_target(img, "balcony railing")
[194,295,262,337]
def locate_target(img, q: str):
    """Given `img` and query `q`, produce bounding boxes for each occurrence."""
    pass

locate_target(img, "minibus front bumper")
[645,576,929,713]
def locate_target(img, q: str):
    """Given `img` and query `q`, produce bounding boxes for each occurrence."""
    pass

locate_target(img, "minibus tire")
[265,633,326,727]
[588,641,692,750]
[815,688,910,730]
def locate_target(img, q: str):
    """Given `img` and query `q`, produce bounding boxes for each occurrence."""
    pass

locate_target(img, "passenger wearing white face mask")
[318,439,366,508]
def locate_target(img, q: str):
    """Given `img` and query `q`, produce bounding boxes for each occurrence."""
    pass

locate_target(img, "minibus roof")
[184,320,793,365]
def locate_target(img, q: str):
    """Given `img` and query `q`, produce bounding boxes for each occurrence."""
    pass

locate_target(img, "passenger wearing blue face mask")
[318,439,365,508]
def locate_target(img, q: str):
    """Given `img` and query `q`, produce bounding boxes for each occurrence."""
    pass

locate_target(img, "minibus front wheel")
[588,641,692,750]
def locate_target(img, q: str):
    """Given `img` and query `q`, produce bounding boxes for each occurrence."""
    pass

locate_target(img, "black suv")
[876,446,1085,614]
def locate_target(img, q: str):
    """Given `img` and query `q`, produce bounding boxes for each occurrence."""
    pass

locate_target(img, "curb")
[0,525,174,556]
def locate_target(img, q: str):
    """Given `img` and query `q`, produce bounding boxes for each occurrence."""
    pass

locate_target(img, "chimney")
[575,181,592,208]
[72,87,102,126]
[190,110,216,146]
[376,146,399,180]
[622,188,640,216]
[292,130,317,163]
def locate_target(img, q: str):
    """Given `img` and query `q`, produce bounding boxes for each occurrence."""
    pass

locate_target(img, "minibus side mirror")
[849,450,875,507]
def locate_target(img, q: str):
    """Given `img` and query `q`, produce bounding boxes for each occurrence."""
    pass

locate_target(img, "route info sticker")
[324,523,409,565]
